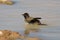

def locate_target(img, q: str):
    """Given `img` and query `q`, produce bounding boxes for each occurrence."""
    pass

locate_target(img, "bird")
[22,13,42,25]
[22,13,46,35]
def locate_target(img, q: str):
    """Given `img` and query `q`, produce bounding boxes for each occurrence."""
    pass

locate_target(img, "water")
[0,0,60,40]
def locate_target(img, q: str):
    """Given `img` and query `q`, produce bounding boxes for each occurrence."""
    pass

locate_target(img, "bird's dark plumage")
[34,17,42,19]
[29,18,41,25]
[22,13,42,25]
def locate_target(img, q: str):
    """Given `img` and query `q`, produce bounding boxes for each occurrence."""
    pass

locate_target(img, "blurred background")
[0,0,60,40]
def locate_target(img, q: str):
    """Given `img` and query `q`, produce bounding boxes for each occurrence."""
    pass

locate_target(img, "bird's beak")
[39,17,42,19]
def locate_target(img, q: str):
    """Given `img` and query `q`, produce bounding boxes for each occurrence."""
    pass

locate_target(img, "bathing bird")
[22,13,42,25]
[22,13,46,35]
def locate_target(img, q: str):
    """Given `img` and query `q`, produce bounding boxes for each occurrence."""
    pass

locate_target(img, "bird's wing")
[34,17,42,19]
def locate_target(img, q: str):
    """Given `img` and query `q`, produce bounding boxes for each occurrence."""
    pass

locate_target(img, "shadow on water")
[24,23,48,37]
[24,29,40,38]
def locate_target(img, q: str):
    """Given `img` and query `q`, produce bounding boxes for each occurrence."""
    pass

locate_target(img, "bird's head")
[22,13,30,19]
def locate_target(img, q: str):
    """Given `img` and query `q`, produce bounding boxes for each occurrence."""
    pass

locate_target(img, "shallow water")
[0,0,60,40]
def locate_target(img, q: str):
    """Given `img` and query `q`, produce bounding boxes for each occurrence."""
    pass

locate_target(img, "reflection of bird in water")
[22,13,46,36]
